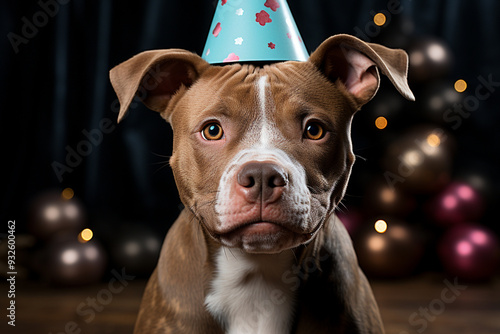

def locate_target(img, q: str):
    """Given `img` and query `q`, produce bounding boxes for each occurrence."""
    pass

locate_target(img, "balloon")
[419,81,464,125]
[336,208,364,237]
[426,182,485,226]
[407,37,453,83]
[0,235,36,279]
[354,218,425,278]
[377,15,415,49]
[28,190,86,240]
[456,163,496,202]
[42,232,107,286]
[438,224,500,281]
[110,224,162,277]
[363,177,416,217]
[382,125,454,193]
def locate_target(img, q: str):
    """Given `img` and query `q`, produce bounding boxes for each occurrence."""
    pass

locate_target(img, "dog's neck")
[205,247,298,334]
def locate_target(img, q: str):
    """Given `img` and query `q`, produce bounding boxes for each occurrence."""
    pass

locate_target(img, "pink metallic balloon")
[427,182,485,226]
[336,209,364,237]
[438,224,500,281]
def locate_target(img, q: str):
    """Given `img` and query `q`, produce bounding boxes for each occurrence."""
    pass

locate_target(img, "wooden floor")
[2,274,499,334]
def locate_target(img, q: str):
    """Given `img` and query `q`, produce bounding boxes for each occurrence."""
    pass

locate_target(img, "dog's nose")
[237,162,287,203]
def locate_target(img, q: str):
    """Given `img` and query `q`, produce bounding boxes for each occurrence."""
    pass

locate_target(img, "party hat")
[202,0,309,64]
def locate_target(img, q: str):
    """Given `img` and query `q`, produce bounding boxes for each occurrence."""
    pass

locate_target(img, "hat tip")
[202,0,308,64]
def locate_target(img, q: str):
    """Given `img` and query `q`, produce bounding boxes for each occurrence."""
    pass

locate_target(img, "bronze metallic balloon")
[28,190,86,240]
[381,125,455,194]
[377,15,415,49]
[0,235,36,279]
[354,218,425,278]
[42,232,107,286]
[363,177,416,217]
[407,37,453,83]
[110,224,162,277]
[419,81,464,125]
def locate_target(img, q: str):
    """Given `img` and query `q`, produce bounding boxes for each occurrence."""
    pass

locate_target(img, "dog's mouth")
[213,220,318,254]
[222,220,288,238]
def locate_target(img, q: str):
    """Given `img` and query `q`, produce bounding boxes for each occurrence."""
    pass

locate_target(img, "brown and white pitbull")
[110,34,414,334]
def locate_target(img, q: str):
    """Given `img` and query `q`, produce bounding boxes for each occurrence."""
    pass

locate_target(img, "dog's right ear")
[110,50,210,123]
[309,34,414,108]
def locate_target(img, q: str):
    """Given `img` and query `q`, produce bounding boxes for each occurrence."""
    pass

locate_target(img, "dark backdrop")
[2,0,499,236]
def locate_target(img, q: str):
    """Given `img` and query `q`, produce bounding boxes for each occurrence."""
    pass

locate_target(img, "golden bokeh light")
[62,187,74,200]
[454,79,467,93]
[381,188,396,204]
[368,235,385,251]
[426,133,441,147]
[78,228,93,243]
[375,116,388,130]
[373,13,387,26]
[374,220,388,234]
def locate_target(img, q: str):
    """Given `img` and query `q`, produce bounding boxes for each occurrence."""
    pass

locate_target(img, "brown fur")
[110,34,414,333]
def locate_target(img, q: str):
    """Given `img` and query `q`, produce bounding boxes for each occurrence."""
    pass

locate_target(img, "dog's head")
[110,34,414,254]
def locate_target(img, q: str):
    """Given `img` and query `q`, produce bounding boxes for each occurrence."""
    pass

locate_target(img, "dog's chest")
[205,248,297,334]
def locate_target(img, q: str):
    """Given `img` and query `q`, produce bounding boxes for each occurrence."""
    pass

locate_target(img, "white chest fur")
[205,248,297,334]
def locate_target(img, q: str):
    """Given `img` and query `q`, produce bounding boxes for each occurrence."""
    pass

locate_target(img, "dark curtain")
[2,0,499,235]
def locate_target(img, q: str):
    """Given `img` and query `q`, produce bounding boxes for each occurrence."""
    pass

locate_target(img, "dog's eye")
[202,122,224,140]
[304,122,325,140]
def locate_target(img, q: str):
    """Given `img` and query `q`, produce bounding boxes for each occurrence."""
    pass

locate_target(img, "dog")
[110,34,414,334]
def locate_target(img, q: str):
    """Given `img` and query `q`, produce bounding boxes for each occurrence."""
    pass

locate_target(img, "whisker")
[153,162,171,174]
[228,247,238,260]
[151,152,172,159]
[151,160,170,165]
[335,206,346,215]
[354,154,367,161]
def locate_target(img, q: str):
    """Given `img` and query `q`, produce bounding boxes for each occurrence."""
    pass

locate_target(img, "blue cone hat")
[202,0,309,64]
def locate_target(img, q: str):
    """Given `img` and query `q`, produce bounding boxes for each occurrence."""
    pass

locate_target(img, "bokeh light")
[454,79,467,93]
[374,219,388,233]
[426,133,441,147]
[78,228,94,243]
[375,116,388,129]
[62,187,75,200]
[373,13,387,26]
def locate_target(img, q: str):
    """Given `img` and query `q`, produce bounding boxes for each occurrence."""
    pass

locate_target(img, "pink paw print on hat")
[223,53,240,63]
[256,10,272,26]
[213,22,222,37]
[264,0,280,12]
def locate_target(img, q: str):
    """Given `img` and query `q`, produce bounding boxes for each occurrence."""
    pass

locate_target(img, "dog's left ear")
[309,34,415,107]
